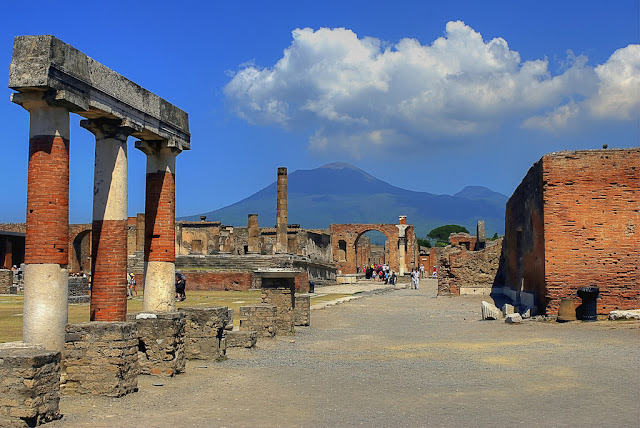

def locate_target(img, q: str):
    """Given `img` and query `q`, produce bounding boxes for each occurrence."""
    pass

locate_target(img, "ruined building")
[501,148,639,315]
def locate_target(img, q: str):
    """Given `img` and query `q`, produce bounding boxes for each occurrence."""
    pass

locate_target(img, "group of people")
[364,264,397,285]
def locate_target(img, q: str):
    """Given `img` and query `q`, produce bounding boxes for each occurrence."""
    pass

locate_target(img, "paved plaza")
[49,279,640,427]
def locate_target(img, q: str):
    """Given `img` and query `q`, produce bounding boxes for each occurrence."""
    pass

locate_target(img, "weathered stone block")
[609,309,640,320]
[262,288,295,336]
[178,307,229,360]
[225,331,258,348]
[63,322,138,397]
[0,342,61,427]
[127,312,185,376]
[505,313,523,324]
[502,304,515,316]
[481,301,502,320]
[294,294,310,326]
[239,305,277,338]
[0,269,13,294]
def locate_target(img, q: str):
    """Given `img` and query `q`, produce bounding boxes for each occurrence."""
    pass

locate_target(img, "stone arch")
[69,226,92,274]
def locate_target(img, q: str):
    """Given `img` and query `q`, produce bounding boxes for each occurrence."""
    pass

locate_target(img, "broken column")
[476,220,486,250]
[12,92,70,352]
[81,118,139,321]
[275,167,288,254]
[247,214,260,254]
[137,141,180,313]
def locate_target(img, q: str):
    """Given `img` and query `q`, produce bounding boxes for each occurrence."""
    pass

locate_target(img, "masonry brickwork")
[0,344,61,427]
[90,220,128,321]
[503,148,640,314]
[239,305,277,337]
[294,294,310,326]
[145,172,176,262]
[63,322,138,397]
[437,238,503,295]
[26,136,69,265]
[179,307,229,360]
[262,288,295,336]
[127,312,185,377]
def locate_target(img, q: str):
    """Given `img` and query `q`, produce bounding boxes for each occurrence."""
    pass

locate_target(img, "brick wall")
[542,149,639,314]
[181,271,255,291]
[26,136,69,265]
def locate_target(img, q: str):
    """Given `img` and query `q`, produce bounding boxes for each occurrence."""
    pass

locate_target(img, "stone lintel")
[9,35,190,150]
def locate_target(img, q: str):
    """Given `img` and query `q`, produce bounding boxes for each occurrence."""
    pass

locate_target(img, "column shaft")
[248,214,259,253]
[275,167,288,254]
[81,119,134,321]
[398,237,407,275]
[18,93,70,352]
[141,144,178,312]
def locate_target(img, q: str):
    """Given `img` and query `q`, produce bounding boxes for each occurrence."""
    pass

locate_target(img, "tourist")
[127,273,137,299]
[420,264,425,278]
[432,266,437,277]
[175,272,186,301]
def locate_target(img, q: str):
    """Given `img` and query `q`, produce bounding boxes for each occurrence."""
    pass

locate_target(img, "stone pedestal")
[224,331,258,348]
[178,307,229,360]
[63,322,138,397]
[127,312,185,377]
[0,343,61,427]
[239,305,277,337]
[294,294,310,326]
[0,269,13,294]
[262,288,295,336]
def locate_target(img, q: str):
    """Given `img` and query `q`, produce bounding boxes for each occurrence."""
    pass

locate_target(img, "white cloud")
[224,21,639,154]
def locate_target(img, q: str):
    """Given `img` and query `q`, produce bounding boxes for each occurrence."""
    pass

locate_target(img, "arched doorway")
[71,230,92,274]
[355,230,390,272]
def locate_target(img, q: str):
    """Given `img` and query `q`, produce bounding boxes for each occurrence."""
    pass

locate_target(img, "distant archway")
[69,227,92,274]
[330,222,417,275]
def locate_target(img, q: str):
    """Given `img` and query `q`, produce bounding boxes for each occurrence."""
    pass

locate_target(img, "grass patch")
[0,290,352,342]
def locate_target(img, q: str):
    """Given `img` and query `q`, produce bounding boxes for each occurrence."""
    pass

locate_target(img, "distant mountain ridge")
[180,163,508,237]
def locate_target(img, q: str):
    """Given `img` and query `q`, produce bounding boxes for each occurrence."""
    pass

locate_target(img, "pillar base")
[0,342,61,427]
[178,307,230,360]
[63,322,138,397]
[127,312,185,376]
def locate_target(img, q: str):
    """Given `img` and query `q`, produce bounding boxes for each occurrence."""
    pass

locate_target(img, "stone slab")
[9,35,190,150]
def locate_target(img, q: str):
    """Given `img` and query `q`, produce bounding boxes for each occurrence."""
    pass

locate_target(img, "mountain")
[179,163,508,237]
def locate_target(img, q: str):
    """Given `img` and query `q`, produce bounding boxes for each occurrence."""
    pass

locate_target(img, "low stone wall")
[0,343,61,427]
[178,307,229,360]
[68,277,90,303]
[63,322,138,397]
[0,269,13,294]
[295,294,310,326]
[262,288,295,336]
[437,239,503,296]
[127,313,185,377]
[224,330,257,348]
[239,305,277,337]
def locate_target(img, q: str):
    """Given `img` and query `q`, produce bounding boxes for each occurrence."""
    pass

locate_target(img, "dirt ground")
[48,279,640,427]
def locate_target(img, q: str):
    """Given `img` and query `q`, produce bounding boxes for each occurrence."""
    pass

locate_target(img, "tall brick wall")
[26,136,69,265]
[503,160,546,307]
[179,271,255,291]
[504,148,639,315]
[542,149,639,314]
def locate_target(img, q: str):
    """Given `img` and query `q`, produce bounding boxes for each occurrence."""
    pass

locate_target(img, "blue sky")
[1,0,638,224]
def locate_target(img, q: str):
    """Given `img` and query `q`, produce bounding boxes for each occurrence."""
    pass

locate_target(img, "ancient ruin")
[501,148,639,315]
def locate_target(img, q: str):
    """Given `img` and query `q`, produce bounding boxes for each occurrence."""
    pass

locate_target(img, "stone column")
[275,167,288,254]
[81,118,138,321]
[248,214,259,253]
[137,140,180,312]
[13,92,70,352]
[398,237,407,275]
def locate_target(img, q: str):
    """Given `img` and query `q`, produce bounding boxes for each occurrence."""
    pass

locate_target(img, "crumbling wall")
[437,238,503,295]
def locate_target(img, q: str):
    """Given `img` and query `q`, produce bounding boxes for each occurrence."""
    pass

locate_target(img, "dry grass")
[0,290,350,341]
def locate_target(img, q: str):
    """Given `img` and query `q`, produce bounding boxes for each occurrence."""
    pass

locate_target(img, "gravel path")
[49,279,640,427]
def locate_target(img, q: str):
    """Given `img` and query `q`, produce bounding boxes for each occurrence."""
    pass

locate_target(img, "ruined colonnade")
[9,35,190,351]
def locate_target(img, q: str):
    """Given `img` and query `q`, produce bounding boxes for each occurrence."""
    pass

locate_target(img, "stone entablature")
[9,35,189,149]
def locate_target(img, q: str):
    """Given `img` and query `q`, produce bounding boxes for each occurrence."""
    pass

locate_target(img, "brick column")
[247,214,259,254]
[275,167,288,254]
[137,141,180,312]
[81,119,138,321]
[12,92,70,352]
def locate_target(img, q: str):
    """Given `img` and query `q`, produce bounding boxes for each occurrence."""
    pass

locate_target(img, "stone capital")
[80,118,141,141]
[11,89,89,112]
[135,139,182,157]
